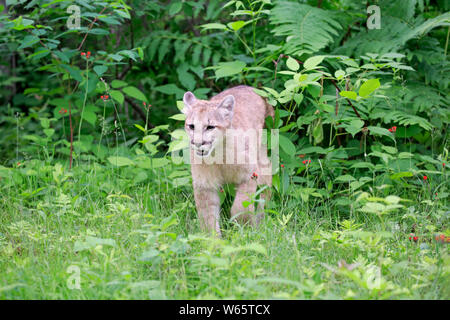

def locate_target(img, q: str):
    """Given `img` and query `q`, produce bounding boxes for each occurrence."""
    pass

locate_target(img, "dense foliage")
[0,0,448,299]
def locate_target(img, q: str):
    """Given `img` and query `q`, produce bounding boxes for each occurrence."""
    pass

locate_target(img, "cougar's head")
[182,91,235,158]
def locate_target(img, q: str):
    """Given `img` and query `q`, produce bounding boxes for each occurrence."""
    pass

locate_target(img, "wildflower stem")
[77,58,89,163]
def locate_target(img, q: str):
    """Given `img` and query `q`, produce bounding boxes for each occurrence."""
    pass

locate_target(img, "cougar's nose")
[192,140,204,148]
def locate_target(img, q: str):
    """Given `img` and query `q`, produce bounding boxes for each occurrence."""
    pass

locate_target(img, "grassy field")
[0,158,448,300]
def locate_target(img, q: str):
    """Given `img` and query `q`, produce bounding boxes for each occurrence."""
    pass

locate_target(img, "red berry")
[81,52,85,56]
[281,164,284,168]
[423,175,428,180]
[413,236,418,242]
[101,95,104,99]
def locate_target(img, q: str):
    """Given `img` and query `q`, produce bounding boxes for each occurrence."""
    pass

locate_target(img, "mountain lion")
[182,85,274,236]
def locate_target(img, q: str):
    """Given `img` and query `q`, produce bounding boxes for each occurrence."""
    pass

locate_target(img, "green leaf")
[304,56,325,70]
[359,78,380,98]
[123,86,147,102]
[343,119,364,137]
[294,93,303,105]
[82,111,96,126]
[60,64,83,82]
[213,61,246,79]
[177,64,196,91]
[200,23,229,31]
[154,84,185,98]
[279,134,296,155]
[335,175,356,182]
[368,126,395,142]
[53,51,70,63]
[339,91,357,100]
[18,35,39,49]
[111,80,127,88]
[169,2,183,15]
[286,57,300,71]
[93,65,108,76]
[110,90,124,105]
[74,236,116,252]
[228,20,246,31]
[169,114,186,121]
[390,172,413,180]
[43,129,55,138]
[107,156,135,167]
[134,124,146,132]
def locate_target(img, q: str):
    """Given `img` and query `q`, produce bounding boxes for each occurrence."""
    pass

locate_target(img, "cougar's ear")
[216,95,235,121]
[182,91,196,114]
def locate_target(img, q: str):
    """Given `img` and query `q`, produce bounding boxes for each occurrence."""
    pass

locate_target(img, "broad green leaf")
[335,175,356,182]
[304,55,325,70]
[286,57,300,71]
[110,90,124,105]
[154,84,185,97]
[339,91,357,100]
[82,111,96,126]
[368,126,395,142]
[381,145,397,154]
[61,64,83,82]
[53,50,70,63]
[43,129,54,138]
[279,134,296,155]
[390,171,413,180]
[123,86,147,102]
[200,23,229,31]
[93,65,108,76]
[214,61,246,79]
[228,20,246,31]
[334,69,345,79]
[168,1,183,15]
[359,78,380,98]
[343,119,364,137]
[134,124,146,132]
[169,114,185,121]
[74,236,116,252]
[294,93,303,104]
[107,156,135,167]
[18,35,39,49]
[111,80,127,88]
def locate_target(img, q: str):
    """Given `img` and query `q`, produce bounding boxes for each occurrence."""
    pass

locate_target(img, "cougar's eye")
[188,124,194,130]
[206,125,215,131]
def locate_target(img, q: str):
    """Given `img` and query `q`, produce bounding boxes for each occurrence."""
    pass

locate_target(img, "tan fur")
[183,85,274,236]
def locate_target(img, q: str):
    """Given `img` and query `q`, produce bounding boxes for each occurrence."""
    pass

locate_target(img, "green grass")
[0,160,448,300]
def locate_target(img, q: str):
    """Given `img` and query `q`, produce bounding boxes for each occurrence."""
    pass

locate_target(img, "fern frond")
[336,12,450,57]
[386,111,433,131]
[270,1,342,56]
